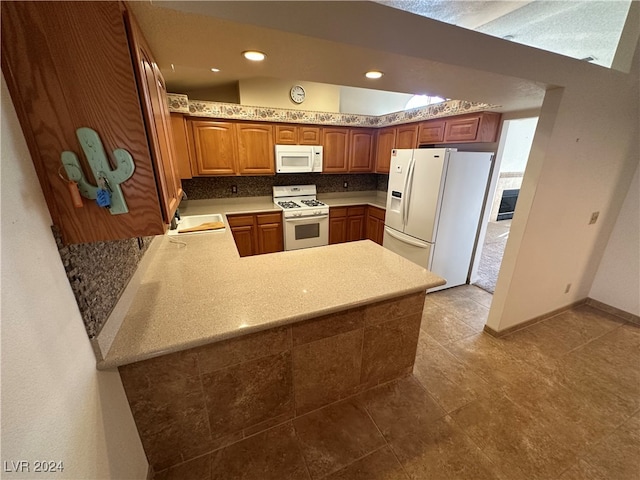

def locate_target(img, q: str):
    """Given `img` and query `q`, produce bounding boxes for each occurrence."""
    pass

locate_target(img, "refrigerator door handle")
[384,227,430,248]
[404,156,416,224]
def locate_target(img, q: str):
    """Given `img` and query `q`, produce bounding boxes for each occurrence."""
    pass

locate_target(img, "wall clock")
[290,85,305,104]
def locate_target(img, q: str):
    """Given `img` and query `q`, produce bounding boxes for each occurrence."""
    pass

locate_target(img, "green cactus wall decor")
[61,127,135,215]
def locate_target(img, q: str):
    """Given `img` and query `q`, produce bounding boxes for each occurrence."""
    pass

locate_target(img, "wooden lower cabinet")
[365,206,386,245]
[256,213,284,254]
[330,205,383,244]
[228,212,283,257]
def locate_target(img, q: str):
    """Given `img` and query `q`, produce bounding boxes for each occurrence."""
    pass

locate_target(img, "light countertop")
[98,191,443,369]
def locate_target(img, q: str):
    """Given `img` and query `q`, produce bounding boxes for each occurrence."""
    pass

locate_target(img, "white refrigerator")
[383,148,493,292]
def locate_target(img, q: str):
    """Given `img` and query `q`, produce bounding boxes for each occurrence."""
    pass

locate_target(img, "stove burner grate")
[278,201,301,209]
[300,199,325,207]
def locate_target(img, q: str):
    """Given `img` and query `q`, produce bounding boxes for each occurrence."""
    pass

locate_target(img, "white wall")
[499,117,538,173]
[0,77,148,479]
[339,85,412,115]
[589,163,640,315]
[239,77,340,111]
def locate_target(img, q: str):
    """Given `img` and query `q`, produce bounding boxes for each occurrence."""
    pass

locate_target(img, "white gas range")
[273,185,329,251]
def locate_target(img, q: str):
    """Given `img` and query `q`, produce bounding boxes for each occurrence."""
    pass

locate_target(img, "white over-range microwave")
[275,145,323,173]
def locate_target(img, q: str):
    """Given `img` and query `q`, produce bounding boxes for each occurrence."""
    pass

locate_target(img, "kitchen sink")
[167,213,226,236]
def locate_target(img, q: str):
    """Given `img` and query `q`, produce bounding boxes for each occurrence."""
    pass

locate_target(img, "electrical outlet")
[589,211,599,225]
[231,185,238,194]
[343,181,348,189]
[565,283,572,294]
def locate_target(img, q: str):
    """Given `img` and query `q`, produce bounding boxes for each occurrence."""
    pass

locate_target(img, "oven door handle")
[284,214,329,222]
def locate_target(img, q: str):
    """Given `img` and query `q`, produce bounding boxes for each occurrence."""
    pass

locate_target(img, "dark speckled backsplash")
[182,173,389,200]
[53,226,154,338]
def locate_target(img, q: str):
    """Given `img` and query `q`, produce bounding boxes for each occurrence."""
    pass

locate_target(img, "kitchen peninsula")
[97,193,444,471]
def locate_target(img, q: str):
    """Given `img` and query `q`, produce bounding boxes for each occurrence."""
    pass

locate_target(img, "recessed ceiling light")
[502,35,515,41]
[211,68,220,72]
[365,70,383,79]
[242,50,266,61]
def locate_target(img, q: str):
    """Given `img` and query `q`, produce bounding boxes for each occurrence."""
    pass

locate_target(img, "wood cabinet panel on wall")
[189,120,238,175]
[323,127,350,172]
[0,1,178,244]
[169,114,193,179]
[348,129,375,172]
[126,10,182,223]
[236,123,275,175]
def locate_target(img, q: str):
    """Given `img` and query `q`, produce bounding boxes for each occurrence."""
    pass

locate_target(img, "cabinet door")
[169,114,193,179]
[366,206,386,245]
[190,120,238,175]
[348,129,374,172]
[299,126,322,145]
[329,207,348,244]
[126,10,182,224]
[395,124,419,149]
[256,213,284,254]
[444,115,480,142]
[418,120,446,144]
[236,123,275,175]
[347,206,366,241]
[1,1,165,243]
[274,125,297,145]
[375,128,396,174]
[323,128,349,172]
[228,214,256,257]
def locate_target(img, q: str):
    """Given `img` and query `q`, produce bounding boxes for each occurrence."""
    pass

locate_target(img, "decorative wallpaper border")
[166,93,500,127]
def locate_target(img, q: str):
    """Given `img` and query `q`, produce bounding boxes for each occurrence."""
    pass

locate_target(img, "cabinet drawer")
[330,207,348,218]
[367,206,385,221]
[227,214,255,227]
[256,212,282,225]
[347,206,366,216]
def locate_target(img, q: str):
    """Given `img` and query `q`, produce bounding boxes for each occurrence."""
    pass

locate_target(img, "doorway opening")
[472,116,538,294]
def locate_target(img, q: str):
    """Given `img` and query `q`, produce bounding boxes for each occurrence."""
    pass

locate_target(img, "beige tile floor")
[155,285,640,480]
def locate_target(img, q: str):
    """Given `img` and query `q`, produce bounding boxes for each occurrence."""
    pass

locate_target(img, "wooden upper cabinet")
[190,120,238,175]
[417,112,501,145]
[169,114,193,179]
[323,127,349,173]
[445,115,480,142]
[274,125,297,145]
[236,123,275,175]
[348,129,374,172]
[126,10,182,224]
[275,124,322,145]
[299,126,322,145]
[0,1,169,244]
[375,127,396,173]
[395,124,419,149]
[418,120,446,144]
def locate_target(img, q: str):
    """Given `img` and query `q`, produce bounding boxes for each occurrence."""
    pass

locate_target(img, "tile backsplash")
[182,173,388,200]
[53,227,153,338]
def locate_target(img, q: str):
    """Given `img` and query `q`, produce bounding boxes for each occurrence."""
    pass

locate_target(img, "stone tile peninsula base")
[119,291,426,472]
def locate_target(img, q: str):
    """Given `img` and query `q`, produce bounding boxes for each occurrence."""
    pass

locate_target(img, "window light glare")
[242,50,266,61]
[210,68,220,72]
[365,70,383,79]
